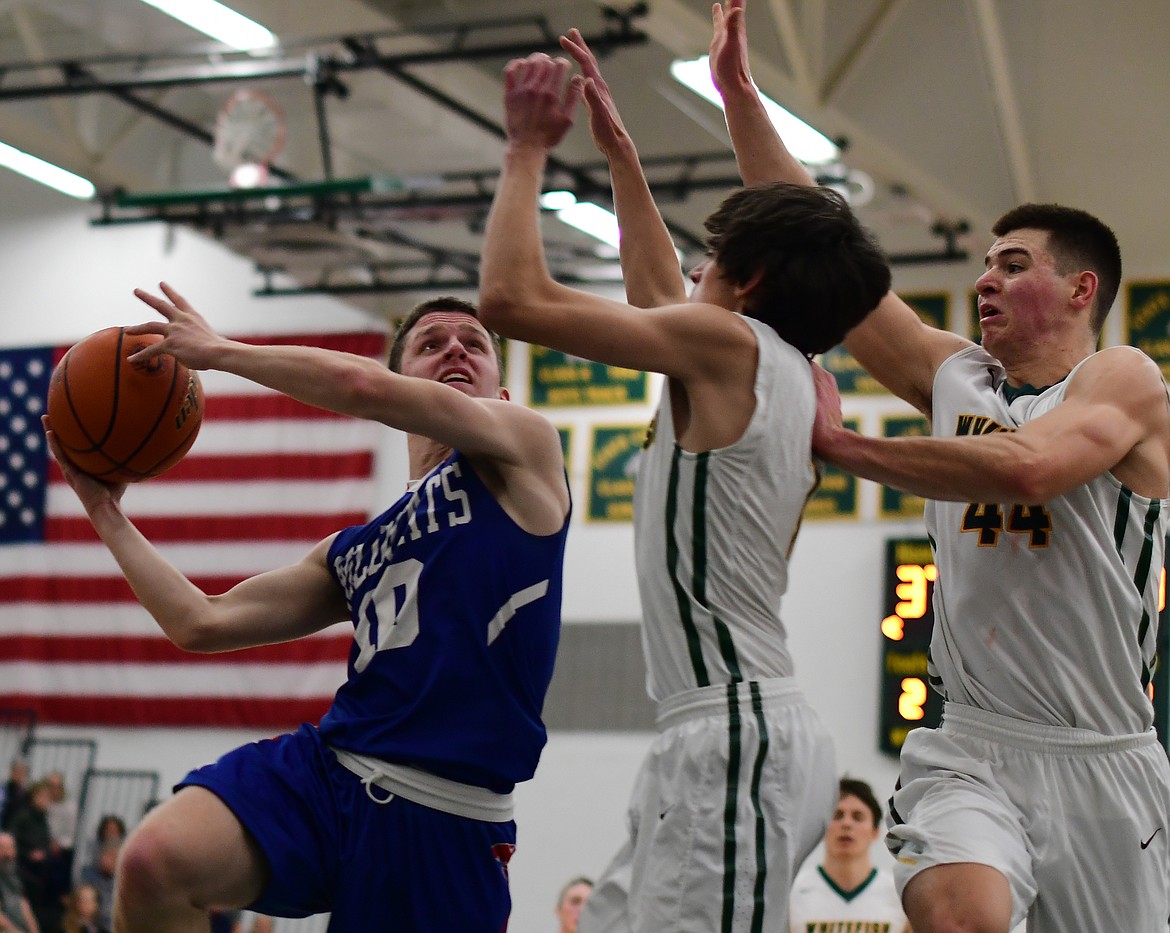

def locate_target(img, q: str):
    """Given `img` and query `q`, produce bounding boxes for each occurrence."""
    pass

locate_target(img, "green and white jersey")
[632,315,817,701]
[925,344,1168,733]
[788,866,909,933]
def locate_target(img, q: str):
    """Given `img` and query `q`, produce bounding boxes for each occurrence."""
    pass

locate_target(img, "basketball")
[46,326,204,482]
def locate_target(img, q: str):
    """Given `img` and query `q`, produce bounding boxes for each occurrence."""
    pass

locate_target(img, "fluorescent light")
[540,191,621,249]
[0,142,95,199]
[670,56,838,166]
[137,0,276,52]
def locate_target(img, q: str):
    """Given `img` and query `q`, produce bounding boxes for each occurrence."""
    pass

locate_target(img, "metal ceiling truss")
[0,6,965,297]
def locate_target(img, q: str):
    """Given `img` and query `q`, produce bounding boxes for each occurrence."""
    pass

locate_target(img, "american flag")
[0,332,386,728]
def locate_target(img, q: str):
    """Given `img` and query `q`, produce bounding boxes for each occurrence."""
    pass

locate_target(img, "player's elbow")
[166,615,219,653]
[479,285,542,338]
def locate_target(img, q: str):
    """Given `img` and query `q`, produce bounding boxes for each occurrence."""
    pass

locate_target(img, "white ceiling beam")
[8,5,89,156]
[625,0,991,232]
[764,0,812,96]
[969,0,1036,202]
[820,0,907,106]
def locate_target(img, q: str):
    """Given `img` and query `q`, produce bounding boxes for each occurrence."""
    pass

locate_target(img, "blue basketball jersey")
[319,451,569,792]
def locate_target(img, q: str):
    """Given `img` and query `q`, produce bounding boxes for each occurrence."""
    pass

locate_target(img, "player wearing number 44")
[43,284,570,933]
[709,0,1170,926]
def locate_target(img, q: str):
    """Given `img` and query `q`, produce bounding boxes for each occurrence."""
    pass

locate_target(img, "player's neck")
[407,435,454,482]
[821,855,874,893]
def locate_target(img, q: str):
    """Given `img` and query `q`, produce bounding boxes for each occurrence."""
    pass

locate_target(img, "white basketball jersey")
[788,866,909,933]
[632,315,817,701]
[925,344,1168,733]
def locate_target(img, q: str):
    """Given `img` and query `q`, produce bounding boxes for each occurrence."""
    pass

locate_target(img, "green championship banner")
[557,426,573,480]
[805,417,860,520]
[586,424,648,522]
[879,414,930,519]
[529,346,648,407]
[821,293,950,394]
[1126,282,1170,381]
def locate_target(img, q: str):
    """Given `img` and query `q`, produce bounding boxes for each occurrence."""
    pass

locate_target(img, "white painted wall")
[2,171,1070,932]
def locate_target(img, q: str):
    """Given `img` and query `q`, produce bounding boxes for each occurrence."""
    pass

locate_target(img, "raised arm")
[479,53,752,382]
[709,0,812,187]
[45,423,347,652]
[711,1,966,409]
[560,29,688,307]
[129,284,563,482]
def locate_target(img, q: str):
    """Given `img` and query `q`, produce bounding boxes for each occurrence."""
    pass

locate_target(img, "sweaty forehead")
[410,311,488,342]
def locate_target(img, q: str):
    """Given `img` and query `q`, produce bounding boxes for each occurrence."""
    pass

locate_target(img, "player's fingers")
[158,281,194,312]
[132,288,178,320]
[564,74,586,114]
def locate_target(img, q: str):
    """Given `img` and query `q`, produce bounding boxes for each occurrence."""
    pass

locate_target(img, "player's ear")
[498,387,511,401]
[735,265,766,299]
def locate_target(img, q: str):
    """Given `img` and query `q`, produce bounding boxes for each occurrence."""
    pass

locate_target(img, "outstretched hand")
[42,416,127,513]
[709,0,752,97]
[502,53,582,151]
[126,282,228,371]
[810,361,848,462]
[559,28,631,158]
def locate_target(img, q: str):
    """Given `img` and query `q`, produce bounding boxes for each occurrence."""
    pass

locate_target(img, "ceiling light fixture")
[0,142,95,199]
[540,191,621,250]
[137,0,277,52]
[670,56,839,166]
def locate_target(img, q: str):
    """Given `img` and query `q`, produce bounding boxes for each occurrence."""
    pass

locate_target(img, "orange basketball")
[46,326,204,482]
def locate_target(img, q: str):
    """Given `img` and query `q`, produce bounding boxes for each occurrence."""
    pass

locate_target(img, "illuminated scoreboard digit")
[879,537,944,755]
[879,536,1170,756]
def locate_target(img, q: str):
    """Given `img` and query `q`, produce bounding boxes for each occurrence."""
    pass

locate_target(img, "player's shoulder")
[1070,345,1167,399]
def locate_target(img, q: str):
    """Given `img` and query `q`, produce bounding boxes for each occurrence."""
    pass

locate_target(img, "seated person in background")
[0,763,28,832]
[60,883,109,933]
[0,831,39,933]
[789,777,910,933]
[77,843,118,933]
[554,876,592,933]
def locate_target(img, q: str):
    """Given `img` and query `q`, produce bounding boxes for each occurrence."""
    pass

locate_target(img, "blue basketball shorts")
[177,723,517,933]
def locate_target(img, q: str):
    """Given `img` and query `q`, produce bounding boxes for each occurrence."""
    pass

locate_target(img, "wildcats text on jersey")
[332,460,471,598]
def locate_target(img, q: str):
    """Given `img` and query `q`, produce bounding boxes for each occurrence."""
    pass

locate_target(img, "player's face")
[975,228,1081,358]
[399,311,503,398]
[824,794,879,859]
[556,882,592,933]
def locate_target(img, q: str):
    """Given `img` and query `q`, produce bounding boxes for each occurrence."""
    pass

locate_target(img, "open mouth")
[441,372,471,384]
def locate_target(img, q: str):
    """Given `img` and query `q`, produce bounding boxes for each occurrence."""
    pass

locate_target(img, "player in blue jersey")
[706,2,1170,930]
[478,39,889,933]
[44,285,571,933]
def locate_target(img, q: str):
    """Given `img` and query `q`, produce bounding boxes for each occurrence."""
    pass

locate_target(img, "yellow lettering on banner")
[819,473,849,492]
[605,501,634,521]
[593,433,633,471]
[595,478,635,498]
[546,388,585,405]
[537,364,594,383]
[1131,290,1170,333]
[583,386,629,404]
[1136,337,1170,357]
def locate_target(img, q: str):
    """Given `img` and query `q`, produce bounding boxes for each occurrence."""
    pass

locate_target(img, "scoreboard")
[879,536,1170,755]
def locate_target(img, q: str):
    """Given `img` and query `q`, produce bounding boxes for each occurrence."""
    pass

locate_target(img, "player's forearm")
[720,78,815,187]
[479,143,561,338]
[209,341,394,421]
[816,428,1046,503]
[83,499,221,651]
[605,141,688,308]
